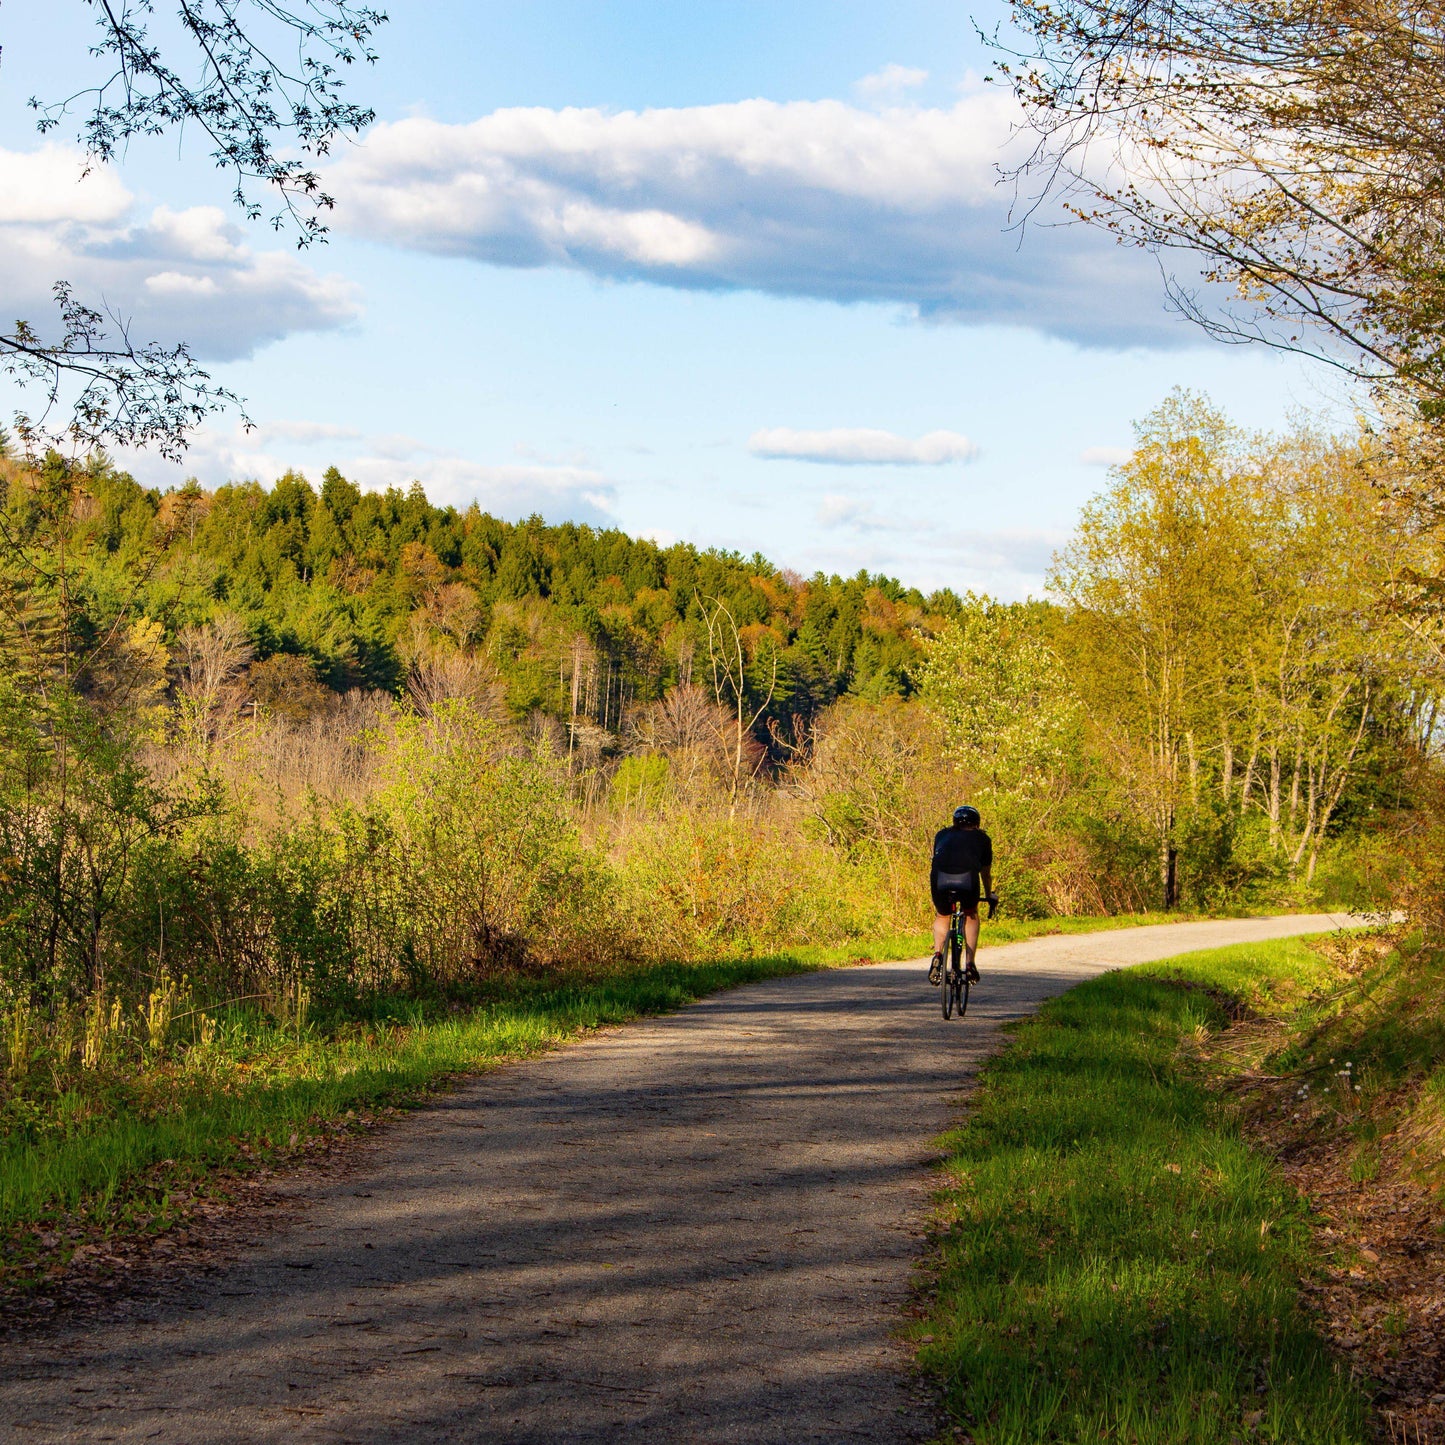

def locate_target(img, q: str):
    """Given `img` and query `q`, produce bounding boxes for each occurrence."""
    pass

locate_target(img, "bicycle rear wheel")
[957,971,970,1017]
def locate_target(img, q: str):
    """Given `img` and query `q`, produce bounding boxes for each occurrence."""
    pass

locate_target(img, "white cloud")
[367,432,442,461]
[116,423,618,524]
[0,144,131,224]
[856,64,929,97]
[328,95,1191,347]
[752,426,978,465]
[0,146,360,360]
[1079,445,1133,467]
[144,271,220,298]
[258,419,364,445]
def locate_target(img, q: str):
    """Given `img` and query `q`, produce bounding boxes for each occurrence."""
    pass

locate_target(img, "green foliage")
[0,679,214,1003]
[355,703,625,980]
[611,753,669,810]
[1049,393,1431,906]
[39,455,960,724]
[921,596,1080,797]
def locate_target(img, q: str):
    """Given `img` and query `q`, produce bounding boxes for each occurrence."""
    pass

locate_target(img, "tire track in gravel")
[0,913,1355,1444]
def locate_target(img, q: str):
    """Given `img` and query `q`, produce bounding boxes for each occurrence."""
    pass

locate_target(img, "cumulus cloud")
[328,94,1192,347]
[0,145,359,360]
[855,64,929,97]
[116,422,618,524]
[1079,445,1133,467]
[753,426,978,465]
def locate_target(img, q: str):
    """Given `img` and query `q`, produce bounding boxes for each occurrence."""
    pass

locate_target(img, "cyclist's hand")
[985,893,999,919]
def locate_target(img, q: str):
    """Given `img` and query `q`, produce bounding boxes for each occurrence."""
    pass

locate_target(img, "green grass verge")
[918,936,1370,1444]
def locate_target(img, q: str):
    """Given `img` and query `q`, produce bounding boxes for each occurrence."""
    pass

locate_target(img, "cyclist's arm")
[981,867,993,896]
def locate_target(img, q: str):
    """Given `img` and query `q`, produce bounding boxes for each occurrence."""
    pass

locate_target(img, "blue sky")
[0,0,1347,597]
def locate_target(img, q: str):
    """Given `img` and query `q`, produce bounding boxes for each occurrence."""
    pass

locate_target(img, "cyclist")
[928,804,997,987]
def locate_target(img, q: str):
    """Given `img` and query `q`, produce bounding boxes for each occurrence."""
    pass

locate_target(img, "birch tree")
[1050,393,1243,905]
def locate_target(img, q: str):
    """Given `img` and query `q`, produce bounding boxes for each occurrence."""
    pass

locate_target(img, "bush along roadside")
[916,937,1371,1445]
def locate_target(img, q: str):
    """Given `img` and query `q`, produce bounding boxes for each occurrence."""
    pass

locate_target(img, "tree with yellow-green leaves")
[1053,391,1430,905]
[1051,393,1243,905]
[920,596,1079,808]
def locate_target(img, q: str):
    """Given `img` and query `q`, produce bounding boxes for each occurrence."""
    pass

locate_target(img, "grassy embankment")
[1,910,1204,1281]
[917,934,1372,1444]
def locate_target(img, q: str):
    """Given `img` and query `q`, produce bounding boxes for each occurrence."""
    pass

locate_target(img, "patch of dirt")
[1228,1048,1445,1444]
[1162,974,1264,1023]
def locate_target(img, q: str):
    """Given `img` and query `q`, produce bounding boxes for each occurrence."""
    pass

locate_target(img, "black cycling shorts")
[931,884,980,918]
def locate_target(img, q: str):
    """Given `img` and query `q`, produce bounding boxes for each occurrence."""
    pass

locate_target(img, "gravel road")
[0,913,1355,1443]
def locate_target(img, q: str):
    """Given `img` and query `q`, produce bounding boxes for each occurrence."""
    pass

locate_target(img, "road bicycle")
[941,901,970,1019]
[942,893,999,1021]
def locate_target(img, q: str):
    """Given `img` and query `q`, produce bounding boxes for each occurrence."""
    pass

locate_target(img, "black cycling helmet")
[953,804,981,827]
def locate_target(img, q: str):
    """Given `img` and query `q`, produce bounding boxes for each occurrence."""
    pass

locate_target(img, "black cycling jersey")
[931,825,993,882]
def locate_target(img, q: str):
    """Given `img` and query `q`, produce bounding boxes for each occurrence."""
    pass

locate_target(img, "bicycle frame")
[943,901,970,1019]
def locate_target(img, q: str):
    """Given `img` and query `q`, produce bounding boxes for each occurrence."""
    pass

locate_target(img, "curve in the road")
[0,913,1356,1443]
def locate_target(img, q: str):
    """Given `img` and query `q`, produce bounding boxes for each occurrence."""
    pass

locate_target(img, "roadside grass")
[918,936,1371,1445]
[0,909,1312,1289]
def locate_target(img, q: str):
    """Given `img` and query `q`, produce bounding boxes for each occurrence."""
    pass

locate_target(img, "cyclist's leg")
[929,883,951,969]
[963,902,981,978]
[932,910,950,956]
[929,908,949,984]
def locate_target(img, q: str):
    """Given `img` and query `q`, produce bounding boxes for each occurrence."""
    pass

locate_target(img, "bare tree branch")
[995,0,1445,408]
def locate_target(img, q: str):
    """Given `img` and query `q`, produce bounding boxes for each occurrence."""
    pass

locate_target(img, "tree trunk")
[1288,735,1303,834]
[1240,734,1259,814]
[1267,747,1281,849]
[567,651,581,772]
[1291,764,1319,872]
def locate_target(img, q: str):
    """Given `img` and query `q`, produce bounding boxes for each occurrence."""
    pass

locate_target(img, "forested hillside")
[66,455,959,728]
